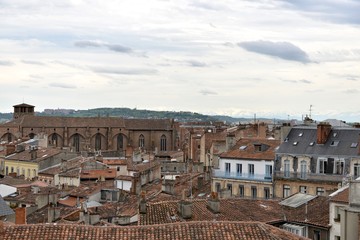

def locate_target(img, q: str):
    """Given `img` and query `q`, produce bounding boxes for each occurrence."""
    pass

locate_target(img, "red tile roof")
[1,221,307,240]
[330,188,349,204]
[80,169,116,179]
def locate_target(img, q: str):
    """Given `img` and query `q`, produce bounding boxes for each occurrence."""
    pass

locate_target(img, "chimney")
[197,176,204,189]
[48,207,60,223]
[280,124,291,142]
[207,192,220,213]
[340,181,360,240]
[317,122,332,144]
[353,123,360,128]
[177,190,192,219]
[15,207,26,224]
[226,133,236,151]
[161,178,175,195]
[139,191,147,214]
[5,144,16,156]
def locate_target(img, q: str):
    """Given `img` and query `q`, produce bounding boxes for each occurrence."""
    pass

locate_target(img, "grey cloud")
[0,60,14,66]
[91,66,158,75]
[190,1,228,11]
[283,79,312,84]
[238,40,311,63]
[299,79,312,84]
[74,40,103,48]
[199,90,218,96]
[280,0,360,25]
[49,82,77,89]
[22,60,46,65]
[74,40,133,54]
[105,44,132,53]
[187,60,207,67]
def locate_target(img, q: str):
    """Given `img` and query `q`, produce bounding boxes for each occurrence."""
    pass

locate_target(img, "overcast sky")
[1,0,359,122]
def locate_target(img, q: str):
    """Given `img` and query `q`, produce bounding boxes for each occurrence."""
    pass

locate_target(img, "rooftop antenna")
[309,105,313,119]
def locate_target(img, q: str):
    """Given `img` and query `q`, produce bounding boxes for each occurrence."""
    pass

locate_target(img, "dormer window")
[254,144,261,152]
[330,141,339,147]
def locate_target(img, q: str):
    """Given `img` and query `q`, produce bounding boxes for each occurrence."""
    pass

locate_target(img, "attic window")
[239,146,247,150]
[254,144,262,152]
[351,142,358,148]
[293,142,298,146]
[309,142,315,146]
[330,141,339,147]
[298,133,303,137]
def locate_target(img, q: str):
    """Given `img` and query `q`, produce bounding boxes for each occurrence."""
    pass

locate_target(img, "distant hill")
[0,108,277,124]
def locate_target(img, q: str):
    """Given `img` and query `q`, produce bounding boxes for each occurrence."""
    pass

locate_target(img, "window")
[264,187,270,199]
[239,145,247,150]
[335,236,340,240]
[5,166,8,175]
[300,160,307,179]
[316,187,325,196]
[334,206,340,222]
[73,133,80,152]
[318,158,328,174]
[283,185,290,198]
[225,163,231,175]
[27,169,30,178]
[282,223,305,237]
[309,142,315,146]
[160,135,167,151]
[236,164,242,176]
[95,133,102,151]
[248,164,254,177]
[52,134,58,146]
[335,159,344,175]
[284,160,290,177]
[11,167,14,173]
[239,185,244,197]
[265,165,272,179]
[298,132,303,137]
[117,134,124,150]
[117,167,120,171]
[299,186,307,194]
[354,163,360,179]
[139,134,145,148]
[215,182,221,192]
[351,142,358,148]
[293,141,298,146]
[227,183,232,195]
[330,140,339,146]
[313,230,321,240]
[251,186,257,199]
[254,144,261,152]
[7,133,12,143]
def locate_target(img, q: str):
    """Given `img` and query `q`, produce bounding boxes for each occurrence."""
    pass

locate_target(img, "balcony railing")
[274,171,344,182]
[213,170,272,182]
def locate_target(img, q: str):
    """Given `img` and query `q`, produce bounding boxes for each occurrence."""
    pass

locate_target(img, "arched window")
[117,134,124,150]
[95,133,102,151]
[160,135,167,151]
[7,133,12,143]
[139,134,145,148]
[52,134,58,146]
[73,133,80,152]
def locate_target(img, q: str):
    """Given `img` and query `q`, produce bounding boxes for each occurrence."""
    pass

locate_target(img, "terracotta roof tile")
[80,169,116,179]
[2,221,307,240]
[330,188,349,204]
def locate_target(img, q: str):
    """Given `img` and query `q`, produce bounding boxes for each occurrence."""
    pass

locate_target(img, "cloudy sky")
[1,0,359,122]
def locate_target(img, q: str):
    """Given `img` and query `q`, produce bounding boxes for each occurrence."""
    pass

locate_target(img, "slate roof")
[276,126,360,157]
[5,148,62,163]
[0,195,14,217]
[220,138,280,160]
[1,221,307,240]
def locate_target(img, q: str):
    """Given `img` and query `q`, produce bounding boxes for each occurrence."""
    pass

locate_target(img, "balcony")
[274,171,344,182]
[213,170,272,182]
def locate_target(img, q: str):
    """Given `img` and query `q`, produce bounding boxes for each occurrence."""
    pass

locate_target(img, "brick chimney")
[226,133,236,151]
[317,122,332,144]
[139,191,147,214]
[207,192,220,213]
[177,190,192,219]
[5,144,16,156]
[15,208,26,224]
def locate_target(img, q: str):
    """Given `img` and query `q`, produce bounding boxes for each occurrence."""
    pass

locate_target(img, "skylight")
[293,142,298,146]
[298,133,303,137]
[239,145,247,150]
[351,143,358,148]
[333,132,338,137]
[309,142,314,146]
[330,141,339,147]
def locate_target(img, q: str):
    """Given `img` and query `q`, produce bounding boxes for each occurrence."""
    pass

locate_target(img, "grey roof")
[279,193,317,208]
[0,195,15,217]
[276,126,360,157]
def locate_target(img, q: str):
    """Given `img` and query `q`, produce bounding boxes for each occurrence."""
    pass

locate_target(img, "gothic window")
[139,134,145,148]
[95,133,102,151]
[117,134,124,150]
[73,133,80,152]
[160,135,167,151]
[52,134,58,146]
[7,133,12,143]
[29,133,35,139]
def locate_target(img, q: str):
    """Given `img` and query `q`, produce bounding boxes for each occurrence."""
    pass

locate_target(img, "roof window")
[333,132,338,137]
[330,141,339,147]
[351,142,358,148]
[239,145,247,150]
[284,138,289,142]
[293,142,298,146]
[309,142,315,146]
[298,133,303,137]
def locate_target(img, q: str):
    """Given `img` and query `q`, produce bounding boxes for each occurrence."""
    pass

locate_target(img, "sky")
[0,0,359,122]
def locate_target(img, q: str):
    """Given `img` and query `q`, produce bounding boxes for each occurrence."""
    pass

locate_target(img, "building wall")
[4,160,38,179]
[219,158,273,177]
[329,202,346,240]
[212,178,273,199]
[273,179,339,198]
[57,175,81,187]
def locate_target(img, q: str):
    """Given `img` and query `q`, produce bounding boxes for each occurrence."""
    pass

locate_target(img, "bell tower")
[13,103,35,119]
